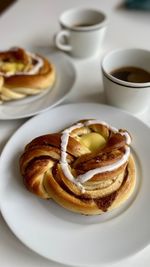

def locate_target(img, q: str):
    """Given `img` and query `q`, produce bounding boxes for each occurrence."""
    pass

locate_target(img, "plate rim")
[0,52,76,120]
[0,102,150,266]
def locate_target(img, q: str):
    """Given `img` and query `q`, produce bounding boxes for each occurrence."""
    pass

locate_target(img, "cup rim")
[59,7,108,32]
[101,48,150,88]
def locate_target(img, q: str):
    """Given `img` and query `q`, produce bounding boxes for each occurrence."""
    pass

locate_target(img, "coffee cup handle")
[55,30,72,52]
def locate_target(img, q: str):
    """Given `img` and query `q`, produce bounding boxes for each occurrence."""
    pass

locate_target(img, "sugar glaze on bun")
[20,119,136,215]
[0,47,56,102]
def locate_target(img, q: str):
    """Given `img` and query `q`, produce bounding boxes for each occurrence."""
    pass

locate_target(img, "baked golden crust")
[19,119,136,215]
[0,47,56,102]
[4,55,55,90]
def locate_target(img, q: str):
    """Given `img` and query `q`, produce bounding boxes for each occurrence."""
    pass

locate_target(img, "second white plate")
[0,103,149,266]
[0,52,76,120]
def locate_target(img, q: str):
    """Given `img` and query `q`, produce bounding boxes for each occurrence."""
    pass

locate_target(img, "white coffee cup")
[102,48,150,114]
[55,8,107,58]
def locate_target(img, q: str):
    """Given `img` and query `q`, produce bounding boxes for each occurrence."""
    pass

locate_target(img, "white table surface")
[0,0,150,266]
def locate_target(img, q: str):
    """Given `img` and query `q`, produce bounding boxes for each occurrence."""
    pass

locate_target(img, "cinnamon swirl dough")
[0,47,55,102]
[20,119,136,215]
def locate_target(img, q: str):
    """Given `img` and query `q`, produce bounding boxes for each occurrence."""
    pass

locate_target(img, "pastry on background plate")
[20,119,136,215]
[0,47,56,102]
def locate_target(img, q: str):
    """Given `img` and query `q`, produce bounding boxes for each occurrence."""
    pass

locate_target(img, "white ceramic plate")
[0,103,149,266]
[0,52,76,120]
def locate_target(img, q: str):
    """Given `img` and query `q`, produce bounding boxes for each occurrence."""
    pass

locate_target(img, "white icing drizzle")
[85,120,118,133]
[120,131,131,145]
[59,120,131,192]
[77,146,130,184]
[85,120,131,145]
[60,123,85,192]
[26,52,43,75]
[0,51,43,77]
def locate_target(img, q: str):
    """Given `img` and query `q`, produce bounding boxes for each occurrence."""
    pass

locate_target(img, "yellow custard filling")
[0,62,26,74]
[79,132,106,152]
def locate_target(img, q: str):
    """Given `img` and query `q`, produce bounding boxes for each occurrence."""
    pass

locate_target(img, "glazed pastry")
[0,47,55,102]
[20,119,136,215]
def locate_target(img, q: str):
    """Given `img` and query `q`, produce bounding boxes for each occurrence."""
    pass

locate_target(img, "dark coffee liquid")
[73,23,95,27]
[111,66,150,83]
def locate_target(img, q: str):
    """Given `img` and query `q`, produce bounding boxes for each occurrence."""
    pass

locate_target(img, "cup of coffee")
[101,48,150,114]
[54,8,108,58]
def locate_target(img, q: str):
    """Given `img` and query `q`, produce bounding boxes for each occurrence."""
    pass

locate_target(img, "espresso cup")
[101,48,150,114]
[54,8,107,58]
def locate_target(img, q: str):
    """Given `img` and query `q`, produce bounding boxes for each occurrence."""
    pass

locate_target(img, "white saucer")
[0,52,76,120]
[0,103,149,266]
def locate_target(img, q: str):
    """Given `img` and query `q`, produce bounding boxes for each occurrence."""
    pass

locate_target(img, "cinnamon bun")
[0,47,55,102]
[20,119,136,215]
